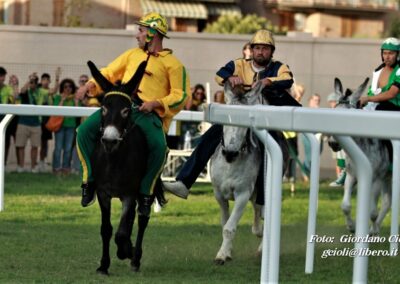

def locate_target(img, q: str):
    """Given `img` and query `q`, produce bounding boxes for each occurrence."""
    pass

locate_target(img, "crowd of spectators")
[0,66,98,174]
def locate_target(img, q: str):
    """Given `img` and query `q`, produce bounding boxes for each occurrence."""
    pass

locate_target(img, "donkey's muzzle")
[222,149,239,163]
[101,137,120,153]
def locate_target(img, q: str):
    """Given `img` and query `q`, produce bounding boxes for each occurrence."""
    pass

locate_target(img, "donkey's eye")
[102,106,108,116]
[121,107,130,118]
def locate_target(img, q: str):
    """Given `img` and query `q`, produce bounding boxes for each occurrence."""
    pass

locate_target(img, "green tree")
[204,14,286,35]
[64,0,91,27]
[388,15,400,38]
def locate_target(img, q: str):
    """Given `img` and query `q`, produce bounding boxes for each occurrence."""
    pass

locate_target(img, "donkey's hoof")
[252,225,263,238]
[96,267,109,276]
[131,265,140,272]
[117,249,128,260]
[348,227,355,234]
[214,258,225,265]
[116,243,132,260]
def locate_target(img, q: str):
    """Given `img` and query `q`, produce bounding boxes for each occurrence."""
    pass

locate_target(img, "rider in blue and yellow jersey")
[76,12,191,216]
[164,29,301,203]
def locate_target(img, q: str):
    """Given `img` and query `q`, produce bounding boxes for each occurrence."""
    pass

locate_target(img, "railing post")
[0,114,14,211]
[304,133,321,274]
[390,140,400,252]
[254,128,283,284]
[335,135,372,283]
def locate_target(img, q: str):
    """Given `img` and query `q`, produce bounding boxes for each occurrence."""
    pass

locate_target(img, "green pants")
[76,108,167,195]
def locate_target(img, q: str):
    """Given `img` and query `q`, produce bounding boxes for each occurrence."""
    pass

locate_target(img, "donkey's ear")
[350,77,369,102]
[224,80,235,105]
[121,61,148,95]
[334,77,343,97]
[87,61,114,92]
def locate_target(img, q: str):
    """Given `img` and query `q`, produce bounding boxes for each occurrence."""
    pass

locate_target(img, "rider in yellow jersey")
[76,12,191,216]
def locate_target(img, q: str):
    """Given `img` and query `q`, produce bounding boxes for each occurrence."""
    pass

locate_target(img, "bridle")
[99,91,138,141]
[221,128,254,154]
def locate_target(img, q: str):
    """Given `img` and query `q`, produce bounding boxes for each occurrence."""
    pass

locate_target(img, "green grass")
[0,173,398,283]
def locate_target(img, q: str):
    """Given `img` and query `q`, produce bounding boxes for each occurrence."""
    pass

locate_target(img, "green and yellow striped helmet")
[137,12,169,43]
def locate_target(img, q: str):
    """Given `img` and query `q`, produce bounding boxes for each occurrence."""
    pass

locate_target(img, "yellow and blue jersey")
[215,58,293,92]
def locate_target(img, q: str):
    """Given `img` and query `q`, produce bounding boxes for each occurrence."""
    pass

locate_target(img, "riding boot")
[81,181,96,207]
[138,194,152,217]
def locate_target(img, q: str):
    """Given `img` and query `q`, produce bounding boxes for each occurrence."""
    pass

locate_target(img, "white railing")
[205,103,400,283]
[0,104,203,211]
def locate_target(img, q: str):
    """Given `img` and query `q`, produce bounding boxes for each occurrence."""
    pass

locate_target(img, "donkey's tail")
[153,177,168,207]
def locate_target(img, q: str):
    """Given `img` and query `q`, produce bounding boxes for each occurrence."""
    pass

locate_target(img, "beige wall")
[355,19,383,38]
[0,25,384,177]
[306,13,342,38]
[29,0,53,26]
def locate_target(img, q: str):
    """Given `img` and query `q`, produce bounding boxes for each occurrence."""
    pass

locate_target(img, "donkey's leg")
[131,204,150,272]
[251,198,263,256]
[371,180,392,235]
[215,191,251,265]
[214,191,230,227]
[96,192,113,275]
[115,198,135,260]
[341,173,356,233]
[369,179,381,235]
[251,198,263,238]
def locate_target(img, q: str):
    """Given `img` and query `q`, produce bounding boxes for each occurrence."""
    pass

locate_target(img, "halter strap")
[104,91,132,103]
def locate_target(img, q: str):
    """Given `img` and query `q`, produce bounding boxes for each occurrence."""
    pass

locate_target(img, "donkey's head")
[220,81,263,163]
[328,77,369,151]
[87,60,147,153]
[334,77,369,110]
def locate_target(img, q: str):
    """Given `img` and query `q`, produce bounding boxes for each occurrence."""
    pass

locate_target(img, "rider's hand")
[139,101,161,113]
[259,77,272,87]
[228,76,243,88]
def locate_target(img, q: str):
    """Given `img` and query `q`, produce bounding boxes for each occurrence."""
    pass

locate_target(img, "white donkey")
[210,81,263,265]
[328,78,392,235]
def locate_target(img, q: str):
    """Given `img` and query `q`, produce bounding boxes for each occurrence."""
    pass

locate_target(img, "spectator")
[182,84,206,147]
[242,42,252,60]
[15,74,41,173]
[37,68,61,172]
[213,90,224,103]
[284,83,305,191]
[0,67,19,166]
[78,74,89,87]
[301,94,321,179]
[290,83,305,102]
[327,92,347,187]
[52,79,81,174]
[70,74,92,175]
[186,83,206,111]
